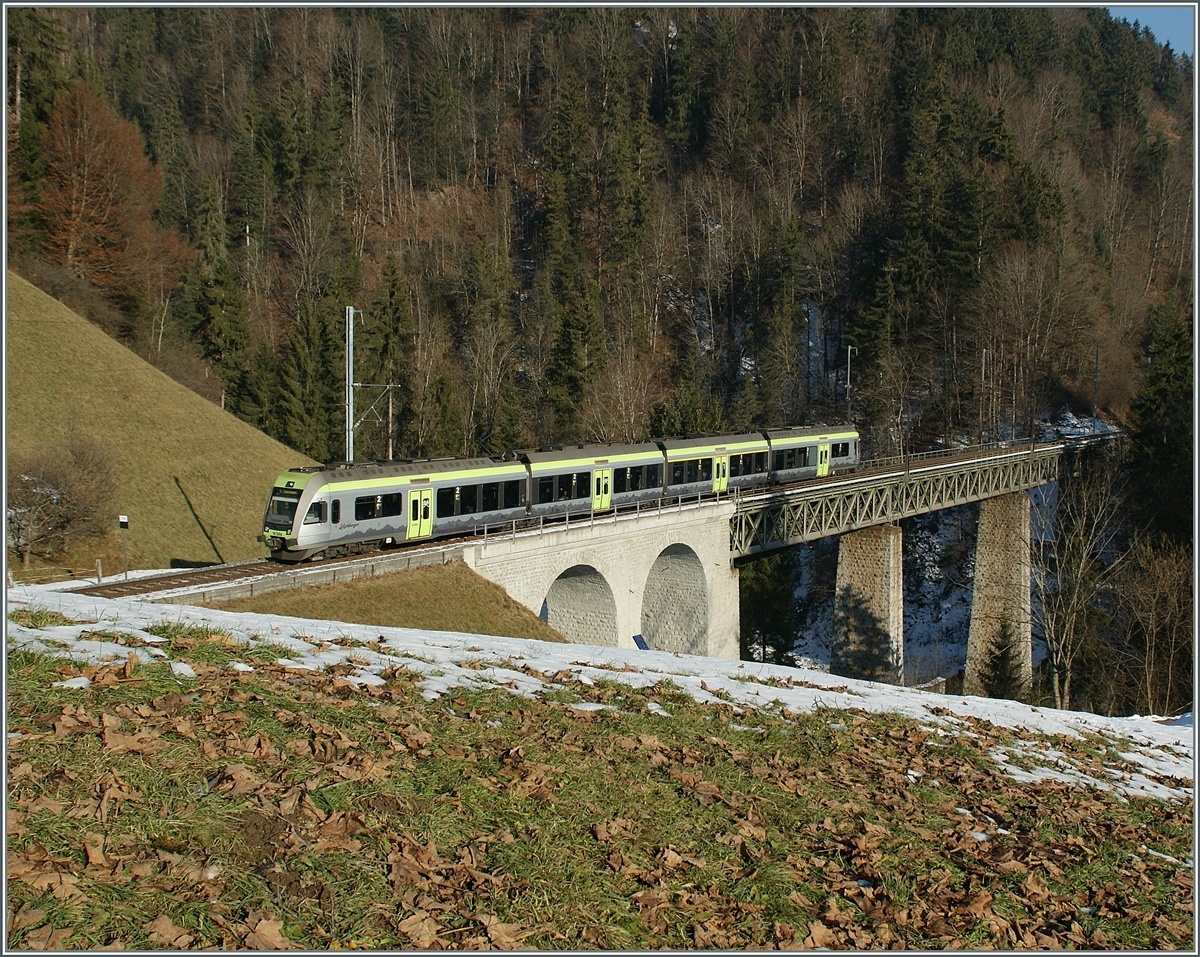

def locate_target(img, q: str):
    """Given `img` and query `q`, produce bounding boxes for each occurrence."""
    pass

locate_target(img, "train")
[259,426,860,562]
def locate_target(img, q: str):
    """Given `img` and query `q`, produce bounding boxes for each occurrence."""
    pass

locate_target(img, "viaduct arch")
[463,504,738,658]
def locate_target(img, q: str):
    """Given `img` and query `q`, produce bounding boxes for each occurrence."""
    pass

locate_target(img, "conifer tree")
[280,300,335,462]
[1128,296,1193,543]
[358,256,416,457]
[183,174,249,396]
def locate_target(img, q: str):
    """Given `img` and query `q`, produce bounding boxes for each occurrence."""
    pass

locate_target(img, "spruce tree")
[358,256,416,457]
[280,301,334,462]
[1128,296,1193,544]
[183,175,249,396]
[980,620,1027,701]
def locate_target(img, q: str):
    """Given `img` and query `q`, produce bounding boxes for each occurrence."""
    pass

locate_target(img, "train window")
[503,480,523,509]
[595,475,602,497]
[647,464,661,488]
[556,473,572,501]
[799,447,810,467]
[437,487,456,518]
[266,490,300,530]
[684,459,698,484]
[332,500,341,523]
[355,496,379,521]
[575,472,591,498]
[754,452,767,473]
[411,498,420,522]
[832,442,850,458]
[538,477,555,504]
[630,466,643,490]
[729,455,741,478]
[381,492,402,518]
[614,469,627,494]
[461,485,478,514]
[700,458,713,482]
[773,451,784,471]
[303,501,326,524]
[670,462,684,486]
[481,483,499,512]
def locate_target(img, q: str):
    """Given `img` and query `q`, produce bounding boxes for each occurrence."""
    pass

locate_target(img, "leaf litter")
[5,587,1195,949]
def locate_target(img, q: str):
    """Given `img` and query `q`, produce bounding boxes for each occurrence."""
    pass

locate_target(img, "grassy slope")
[4,624,1193,951]
[5,271,316,569]
[204,561,566,643]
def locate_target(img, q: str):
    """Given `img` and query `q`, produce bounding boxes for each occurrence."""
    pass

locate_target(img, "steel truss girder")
[730,446,1061,557]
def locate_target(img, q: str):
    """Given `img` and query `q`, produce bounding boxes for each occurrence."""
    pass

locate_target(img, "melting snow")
[4,576,1193,805]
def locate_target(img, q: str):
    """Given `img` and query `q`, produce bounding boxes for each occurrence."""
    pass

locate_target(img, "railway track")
[65,435,1109,603]
[67,559,285,599]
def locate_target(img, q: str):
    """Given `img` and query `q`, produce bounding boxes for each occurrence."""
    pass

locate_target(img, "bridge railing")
[862,428,1117,472]
[863,439,1023,471]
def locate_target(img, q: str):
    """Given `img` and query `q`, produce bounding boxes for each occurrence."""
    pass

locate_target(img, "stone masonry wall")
[963,492,1032,697]
[830,525,904,683]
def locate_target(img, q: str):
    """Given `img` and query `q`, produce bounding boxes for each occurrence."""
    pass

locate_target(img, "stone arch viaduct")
[462,439,1104,693]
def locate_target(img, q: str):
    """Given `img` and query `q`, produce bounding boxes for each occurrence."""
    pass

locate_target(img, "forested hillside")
[6,7,1192,716]
[7,7,1192,457]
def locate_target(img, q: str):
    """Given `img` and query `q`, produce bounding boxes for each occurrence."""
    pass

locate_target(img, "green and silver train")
[259,426,860,562]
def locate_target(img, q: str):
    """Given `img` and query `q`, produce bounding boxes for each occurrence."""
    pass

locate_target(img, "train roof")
[656,431,768,452]
[763,425,858,441]
[290,456,522,482]
[520,441,660,467]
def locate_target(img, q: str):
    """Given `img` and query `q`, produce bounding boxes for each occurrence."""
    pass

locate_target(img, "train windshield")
[265,487,302,530]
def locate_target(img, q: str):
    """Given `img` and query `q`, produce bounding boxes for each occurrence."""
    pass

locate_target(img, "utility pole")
[845,345,858,418]
[345,306,361,463]
[980,348,987,446]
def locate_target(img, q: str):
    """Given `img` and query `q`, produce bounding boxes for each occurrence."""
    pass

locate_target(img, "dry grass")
[200,561,567,643]
[5,270,316,570]
[5,635,1193,951]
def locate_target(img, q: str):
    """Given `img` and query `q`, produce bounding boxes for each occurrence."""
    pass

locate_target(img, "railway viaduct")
[108,439,1105,694]
[462,439,1088,694]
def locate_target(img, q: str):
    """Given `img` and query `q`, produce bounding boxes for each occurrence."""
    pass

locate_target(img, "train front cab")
[260,467,335,561]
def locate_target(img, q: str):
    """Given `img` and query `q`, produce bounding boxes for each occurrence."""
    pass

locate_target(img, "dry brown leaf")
[102,727,163,754]
[244,916,295,950]
[1022,872,1052,904]
[803,919,838,948]
[965,891,995,919]
[26,796,65,816]
[21,925,72,951]
[398,912,443,948]
[83,833,107,867]
[11,904,47,932]
[216,763,266,796]
[475,913,530,950]
[278,787,303,817]
[8,809,28,836]
[144,914,194,948]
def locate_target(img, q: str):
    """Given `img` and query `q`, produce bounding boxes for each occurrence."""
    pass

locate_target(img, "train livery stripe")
[527,450,661,473]
[322,467,526,494]
[663,442,765,461]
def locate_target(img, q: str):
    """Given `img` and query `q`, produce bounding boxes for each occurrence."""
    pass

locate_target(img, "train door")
[407,488,433,539]
[816,444,830,477]
[592,469,612,511]
[713,455,728,493]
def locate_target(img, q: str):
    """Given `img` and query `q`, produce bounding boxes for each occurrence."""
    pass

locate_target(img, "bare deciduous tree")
[1113,535,1194,717]
[1032,444,1126,711]
[6,437,116,567]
